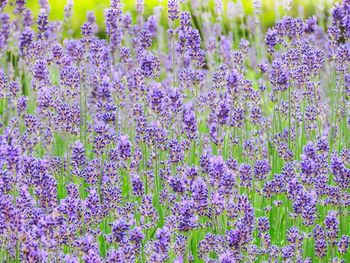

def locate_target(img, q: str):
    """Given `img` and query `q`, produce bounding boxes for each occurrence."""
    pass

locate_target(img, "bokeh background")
[6,0,337,36]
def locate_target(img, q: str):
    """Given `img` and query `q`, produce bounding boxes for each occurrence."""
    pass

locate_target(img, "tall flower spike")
[168,0,179,21]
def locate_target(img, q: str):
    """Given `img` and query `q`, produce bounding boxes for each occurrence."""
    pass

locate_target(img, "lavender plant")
[0,0,350,262]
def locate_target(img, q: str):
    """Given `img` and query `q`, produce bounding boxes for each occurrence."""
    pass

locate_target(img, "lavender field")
[1,0,350,262]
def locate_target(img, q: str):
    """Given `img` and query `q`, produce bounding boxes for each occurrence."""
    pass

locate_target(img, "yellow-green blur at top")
[23,0,336,36]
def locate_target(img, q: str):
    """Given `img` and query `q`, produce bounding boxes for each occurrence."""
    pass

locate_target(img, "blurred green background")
[17,0,337,35]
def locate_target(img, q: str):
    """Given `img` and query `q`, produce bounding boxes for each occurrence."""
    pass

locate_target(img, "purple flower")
[117,134,132,160]
[168,0,179,21]
[33,60,49,84]
[254,159,271,180]
[108,218,129,243]
[325,210,339,245]
[239,163,253,188]
[338,235,350,254]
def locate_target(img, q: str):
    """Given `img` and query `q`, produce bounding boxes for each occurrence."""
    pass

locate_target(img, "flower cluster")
[0,0,350,262]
